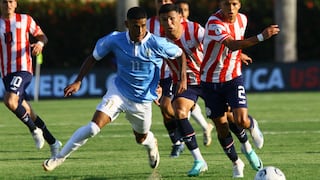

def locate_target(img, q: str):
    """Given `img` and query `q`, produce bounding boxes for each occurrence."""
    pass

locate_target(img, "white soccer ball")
[254,166,286,180]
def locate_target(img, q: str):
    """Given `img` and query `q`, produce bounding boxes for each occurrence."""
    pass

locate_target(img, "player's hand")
[240,53,252,65]
[64,81,81,97]
[262,25,280,40]
[153,85,162,106]
[31,41,44,56]
[175,79,187,95]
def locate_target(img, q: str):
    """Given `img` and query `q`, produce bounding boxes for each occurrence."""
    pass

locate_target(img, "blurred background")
[0,0,318,99]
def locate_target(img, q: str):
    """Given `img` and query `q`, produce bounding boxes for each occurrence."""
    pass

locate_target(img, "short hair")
[175,0,189,6]
[158,4,182,15]
[126,7,147,20]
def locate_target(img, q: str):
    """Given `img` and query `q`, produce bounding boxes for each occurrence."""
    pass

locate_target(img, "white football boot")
[32,127,45,149]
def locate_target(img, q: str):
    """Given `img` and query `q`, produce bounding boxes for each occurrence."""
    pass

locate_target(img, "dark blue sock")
[248,115,254,129]
[164,119,182,144]
[218,132,238,162]
[229,121,248,143]
[164,119,181,143]
[34,116,56,145]
[14,104,36,132]
[176,118,198,150]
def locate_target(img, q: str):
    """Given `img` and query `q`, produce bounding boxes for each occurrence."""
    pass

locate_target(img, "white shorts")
[96,77,152,134]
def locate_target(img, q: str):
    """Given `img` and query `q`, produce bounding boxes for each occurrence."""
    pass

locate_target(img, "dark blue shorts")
[201,76,247,118]
[2,71,32,102]
[159,76,173,97]
[172,84,203,102]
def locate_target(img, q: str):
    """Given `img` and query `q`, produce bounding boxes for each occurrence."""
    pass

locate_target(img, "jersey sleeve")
[206,19,230,43]
[93,31,118,61]
[157,37,183,60]
[27,15,43,37]
[196,22,205,43]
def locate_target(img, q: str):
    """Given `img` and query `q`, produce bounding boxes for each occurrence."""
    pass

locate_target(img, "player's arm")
[175,51,187,95]
[223,25,280,51]
[64,55,97,97]
[240,53,252,65]
[31,31,48,56]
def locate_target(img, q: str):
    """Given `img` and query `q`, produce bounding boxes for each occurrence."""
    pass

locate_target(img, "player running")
[42,6,187,172]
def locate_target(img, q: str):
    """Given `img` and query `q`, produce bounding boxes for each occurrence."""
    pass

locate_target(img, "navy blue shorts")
[2,71,32,102]
[201,76,248,119]
[159,76,173,97]
[172,84,203,102]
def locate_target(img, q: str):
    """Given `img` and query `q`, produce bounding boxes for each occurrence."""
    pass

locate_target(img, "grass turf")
[0,92,319,179]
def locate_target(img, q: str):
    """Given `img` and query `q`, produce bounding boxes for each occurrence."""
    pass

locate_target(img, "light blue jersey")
[93,31,182,103]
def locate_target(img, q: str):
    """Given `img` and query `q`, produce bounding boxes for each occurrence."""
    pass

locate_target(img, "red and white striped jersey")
[201,10,247,83]
[0,13,43,78]
[147,16,171,79]
[166,21,204,85]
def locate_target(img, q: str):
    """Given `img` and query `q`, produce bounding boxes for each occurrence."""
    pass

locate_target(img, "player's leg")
[228,76,264,149]
[161,96,184,157]
[159,77,184,157]
[3,72,45,149]
[172,95,207,177]
[202,81,244,178]
[43,85,122,171]
[227,109,263,171]
[127,101,159,169]
[42,111,109,171]
[190,103,213,147]
[24,100,62,157]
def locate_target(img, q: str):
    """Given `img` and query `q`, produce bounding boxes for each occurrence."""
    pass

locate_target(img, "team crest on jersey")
[145,48,152,58]
[209,24,224,36]
[215,28,223,36]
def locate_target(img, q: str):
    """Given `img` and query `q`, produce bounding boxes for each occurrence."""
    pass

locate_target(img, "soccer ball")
[254,166,286,180]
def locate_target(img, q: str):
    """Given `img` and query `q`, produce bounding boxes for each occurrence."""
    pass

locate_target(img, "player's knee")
[174,108,189,119]
[236,117,250,129]
[4,95,18,111]
[214,121,229,137]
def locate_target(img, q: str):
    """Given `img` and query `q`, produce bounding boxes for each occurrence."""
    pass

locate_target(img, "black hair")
[175,0,190,6]
[127,6,147,20]
[158,4,182,15]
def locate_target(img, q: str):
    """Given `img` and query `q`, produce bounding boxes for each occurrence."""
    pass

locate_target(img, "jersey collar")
[126,31,151,45]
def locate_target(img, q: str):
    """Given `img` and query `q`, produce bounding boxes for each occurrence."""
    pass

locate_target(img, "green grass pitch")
[0,92,319,179]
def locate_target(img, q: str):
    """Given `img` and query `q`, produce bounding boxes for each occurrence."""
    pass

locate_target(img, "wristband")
[37,41,44,47]
[257,33,264,42]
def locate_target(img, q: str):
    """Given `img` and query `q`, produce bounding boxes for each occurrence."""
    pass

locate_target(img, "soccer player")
[0,0,61,157]
[42,6,187,172]
[174,0,214,148]
[148,0,213,159]
[175,0,190,22]
[201,0,280,178]
[176,1,264,174]
[159,4,208,176]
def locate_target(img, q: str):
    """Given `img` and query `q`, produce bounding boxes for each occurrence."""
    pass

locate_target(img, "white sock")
[190,148,204,161]
[141,131,156,150]
[191,103,208,131]
[241,140,253,153]
[58,122,100,158]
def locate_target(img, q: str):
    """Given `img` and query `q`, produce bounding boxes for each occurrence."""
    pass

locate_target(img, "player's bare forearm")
[74,55,97,82]
[31,33,48,56]
[176,52,187,95]
[64,55,97,97]
[178,52,187,85]
[223,24,280,51]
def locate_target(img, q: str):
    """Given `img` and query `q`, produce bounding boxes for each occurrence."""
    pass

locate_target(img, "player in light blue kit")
[42,6,187,171]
